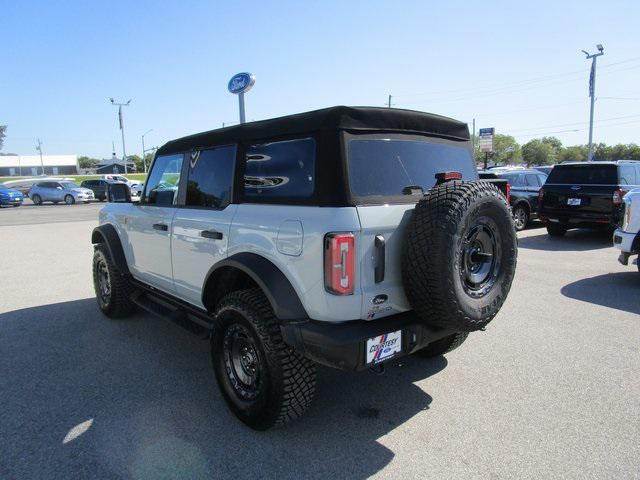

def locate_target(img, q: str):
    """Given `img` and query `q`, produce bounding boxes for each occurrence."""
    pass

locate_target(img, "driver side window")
[143,154,183,206]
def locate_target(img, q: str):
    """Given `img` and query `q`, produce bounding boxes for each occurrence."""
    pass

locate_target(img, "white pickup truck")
[614,188,640,272]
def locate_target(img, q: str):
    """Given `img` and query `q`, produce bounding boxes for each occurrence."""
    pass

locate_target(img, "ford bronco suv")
[91,106,517,430]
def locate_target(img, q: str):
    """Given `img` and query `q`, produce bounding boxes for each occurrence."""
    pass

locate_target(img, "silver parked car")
[29,181,95,205]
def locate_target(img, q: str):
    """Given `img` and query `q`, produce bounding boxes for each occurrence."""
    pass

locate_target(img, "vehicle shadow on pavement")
[561,272,640,315]
[0,299,447,480]
[517,229,612,252]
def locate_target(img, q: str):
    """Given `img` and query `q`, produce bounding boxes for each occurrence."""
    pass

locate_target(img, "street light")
[582,44,605,161]
[141,129,153,173]
[109,98,132,174]
[35,138,44,175]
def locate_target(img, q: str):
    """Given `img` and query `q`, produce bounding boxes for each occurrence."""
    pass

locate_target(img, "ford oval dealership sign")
[228,72,255,94]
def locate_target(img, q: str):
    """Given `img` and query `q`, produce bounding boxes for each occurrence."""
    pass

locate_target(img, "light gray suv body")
[91,106,517,429]
[29,181,94,204]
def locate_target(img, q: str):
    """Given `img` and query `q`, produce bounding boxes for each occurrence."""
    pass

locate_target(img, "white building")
[0,155,79,177]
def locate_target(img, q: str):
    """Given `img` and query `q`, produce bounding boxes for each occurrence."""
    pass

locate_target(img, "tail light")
[538,188,544,205]
[435,171,462,184]
[505,183,511,204]
[613,188,627,206]
[324,232,355,295]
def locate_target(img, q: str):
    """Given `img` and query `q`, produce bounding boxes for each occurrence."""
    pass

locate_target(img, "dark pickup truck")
[538,160,640,236]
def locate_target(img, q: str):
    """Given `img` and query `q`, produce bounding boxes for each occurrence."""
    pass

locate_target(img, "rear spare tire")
[402,181,517,332]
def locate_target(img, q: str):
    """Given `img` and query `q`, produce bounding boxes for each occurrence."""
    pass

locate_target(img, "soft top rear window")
[546,164,617,185]
[347,136,476,202]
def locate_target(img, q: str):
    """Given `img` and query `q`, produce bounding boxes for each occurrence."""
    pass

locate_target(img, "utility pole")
[35,138,44,175]
[109,98,131,173]
[472,118,476,150]
[387,95,392,108]
[582,44,604,161]
[141,129,153,173]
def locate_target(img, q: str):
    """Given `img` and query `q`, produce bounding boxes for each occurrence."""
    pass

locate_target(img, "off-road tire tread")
[93,244,135,318]
[214,289,316,429]
[402,180,517,332]
[416,332,469,357]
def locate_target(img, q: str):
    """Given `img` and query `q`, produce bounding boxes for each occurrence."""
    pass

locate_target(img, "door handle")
[201,230,223,240]
[153,223,168,231]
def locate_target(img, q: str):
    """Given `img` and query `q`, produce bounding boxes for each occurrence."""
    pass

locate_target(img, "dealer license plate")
[567,198,581,206]
[366,330,402,364]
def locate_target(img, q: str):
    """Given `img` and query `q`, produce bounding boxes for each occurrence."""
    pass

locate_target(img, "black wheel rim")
[223,324,262,400]
[513,207,526,230]
[459,217,502,298]
[96,257,111,306]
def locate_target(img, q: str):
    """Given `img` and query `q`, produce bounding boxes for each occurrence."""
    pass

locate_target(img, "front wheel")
[512,205,529,231]
[212,289,317,430]
[64,195,75,205]
[92,244,135,318]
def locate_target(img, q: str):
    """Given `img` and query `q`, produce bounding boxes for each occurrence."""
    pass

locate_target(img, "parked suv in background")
[614,188,640,272]
[538,160,640,237]
[29,181,94,205]
[91,106,517,429]
[80,179,121,201]
[479,169,547,230]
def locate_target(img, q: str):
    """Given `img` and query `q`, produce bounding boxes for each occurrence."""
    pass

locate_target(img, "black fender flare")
[91,224,130,275]
[204,252,308,321]
[632,231,640,253]
[511,199,531,213]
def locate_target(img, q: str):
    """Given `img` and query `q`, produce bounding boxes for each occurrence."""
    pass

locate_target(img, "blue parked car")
[0,183,24,207]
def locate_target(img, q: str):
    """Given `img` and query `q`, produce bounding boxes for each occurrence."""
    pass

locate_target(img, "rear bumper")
[280,312,456,371]
[614,229,638,265]
[539,210,617,228]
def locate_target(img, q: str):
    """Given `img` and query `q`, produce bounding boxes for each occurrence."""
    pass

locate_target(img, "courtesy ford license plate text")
[366,330,402,364]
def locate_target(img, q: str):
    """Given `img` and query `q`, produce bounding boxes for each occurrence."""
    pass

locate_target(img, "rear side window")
[244,138,315,199]
[185,145,236,208]
[502,173,524,187]
[546,164,617,185]
[144,154,183,206]
[525,174,541,187]
[619,165,637,185]
[347,137,476,200]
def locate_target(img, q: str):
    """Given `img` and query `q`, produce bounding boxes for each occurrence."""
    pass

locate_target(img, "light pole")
[582,44,604,161]
[141,129,153,173]
[35,138,44,175]
[109,98,131,173]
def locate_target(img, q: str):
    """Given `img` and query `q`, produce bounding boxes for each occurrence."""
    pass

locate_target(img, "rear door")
[345,134,477,319]
[541,164,618,217]
[171,145,238,307]
[126,153,183,293]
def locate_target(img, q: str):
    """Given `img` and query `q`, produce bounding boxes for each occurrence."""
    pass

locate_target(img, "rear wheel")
[512,204,529,231]
[64,194,75,205]
[415,332,469,358]
[31,194,42,205]
[212,289,316,430]
[92,244,135,318]
[546,223,567,237]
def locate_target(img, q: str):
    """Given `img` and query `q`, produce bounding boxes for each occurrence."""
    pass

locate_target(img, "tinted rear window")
[546,164,617,185]
[348,138,476,199]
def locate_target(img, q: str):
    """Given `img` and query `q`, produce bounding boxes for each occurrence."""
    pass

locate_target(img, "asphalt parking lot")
[1,205,639,479]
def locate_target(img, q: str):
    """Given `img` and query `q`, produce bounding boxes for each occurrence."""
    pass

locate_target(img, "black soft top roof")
[157,106,470,156]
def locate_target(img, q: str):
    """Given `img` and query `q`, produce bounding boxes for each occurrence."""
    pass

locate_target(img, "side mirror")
[56,186,63,190]
[107,183,132,203]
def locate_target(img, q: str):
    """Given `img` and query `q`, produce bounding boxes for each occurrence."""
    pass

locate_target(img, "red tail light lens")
[538,189,544,205]
[324,233,355,295]
[505,183,511,204]
[613,188,627,206]
[435,171,462,184]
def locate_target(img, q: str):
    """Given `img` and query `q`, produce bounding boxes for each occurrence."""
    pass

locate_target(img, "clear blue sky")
[3,0,639,158]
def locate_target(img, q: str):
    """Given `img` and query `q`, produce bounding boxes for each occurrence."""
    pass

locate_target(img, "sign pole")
[239,92,246,124]
[484,152,488,170]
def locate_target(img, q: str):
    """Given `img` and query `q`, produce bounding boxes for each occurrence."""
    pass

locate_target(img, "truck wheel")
[402,181,517,332]
[546,223,567,237]
[92,244,135,318]
[415,332,469,358]
[512,204,529,231]
[212,289,316,430]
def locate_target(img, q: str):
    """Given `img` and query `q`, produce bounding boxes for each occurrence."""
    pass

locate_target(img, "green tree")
[558,145,588,162]
[78,156,100,169]
[0,125,6,150]
[475,134,522,166]
[522,139,556,165]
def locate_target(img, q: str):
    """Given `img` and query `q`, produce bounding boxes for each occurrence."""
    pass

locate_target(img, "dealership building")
[0,155,79,176]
